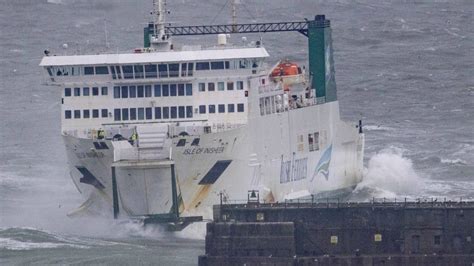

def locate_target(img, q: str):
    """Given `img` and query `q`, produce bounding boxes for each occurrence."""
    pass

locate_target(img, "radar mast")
[150,0,171,50]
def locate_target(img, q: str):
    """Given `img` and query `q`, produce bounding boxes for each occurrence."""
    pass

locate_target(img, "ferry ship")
[39,0,364,227]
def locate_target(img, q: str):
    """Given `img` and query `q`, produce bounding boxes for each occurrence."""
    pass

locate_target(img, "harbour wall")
[198,200,474,265]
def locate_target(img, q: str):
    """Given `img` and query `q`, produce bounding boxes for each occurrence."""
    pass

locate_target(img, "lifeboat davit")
[270,60,304,86]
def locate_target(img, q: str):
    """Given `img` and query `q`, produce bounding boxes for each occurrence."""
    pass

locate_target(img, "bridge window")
[154,84,161,97]
[74,110,81,119]
[84,66,94,75]
[158,64,168,78]
[122,65,133,79]
[130,108,137,120]
[218,82,225,91]
[178,84,185,96]
[101,87,108,95]
[138,108,144,120]
[186,84,193,95]
[188,63,194,76]
[121,86,128,98]
[155,107,161,119]
[178,106,185,118]
[122,109,129,121]
[92,109,99,118]
[211,61,224,70]
[74,87,81,96]
[114,109,121,121]
[65,110,71,119]
[199,105,206,114]
[208,82,215,91]
[64,88,71,97]
[209,104,216,113]
[129,86,136,98]
[170,106,177,119]
[95,66,109,75]
[110,66,116,79]
[237,103,244,112]
[146,108,152,120]
[145,85,152,97]
[198,83,205,92]
[101,109,108,118]
[113,86,120,98]
[163,107,169,119]
[227,81,234,90]
[137,85,144,98]
[196,62,210,71]
[145,64,157,78]
[92,87,99,96]
[83,87,90,96]
[169,63,179,77]
[186,106,193,118]
[134,65,144,79]
[228,104,235,113]
[162,84,169,96]
[218,104,225,113]
[170,84,177,96]
[181,63,187,77]
[83,110,90,118]
[115,66,122,79]
[237,81,244,90]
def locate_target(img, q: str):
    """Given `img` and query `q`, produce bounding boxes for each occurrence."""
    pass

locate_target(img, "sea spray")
[351,147,424,200]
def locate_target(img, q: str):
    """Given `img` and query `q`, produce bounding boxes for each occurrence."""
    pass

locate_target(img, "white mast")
[150,0,171,50]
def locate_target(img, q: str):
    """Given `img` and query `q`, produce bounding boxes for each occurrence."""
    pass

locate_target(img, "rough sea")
[0,0,472,264]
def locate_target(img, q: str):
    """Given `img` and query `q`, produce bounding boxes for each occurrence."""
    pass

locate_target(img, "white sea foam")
[354,147,424,199]
[0,237,87,251]
[364,125,394,132]
[46,0,63,4]
[440,158,468,165]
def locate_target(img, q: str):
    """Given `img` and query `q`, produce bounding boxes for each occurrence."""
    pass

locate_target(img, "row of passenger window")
[113,103,245,122]
[64,103,246,121]
[114,106,193,121]
[113,84,193,99]
[199,104,245,114]
[64,81,244,99]
[65,87,108,97]
[198,81,244,92]
[65,109,109,119]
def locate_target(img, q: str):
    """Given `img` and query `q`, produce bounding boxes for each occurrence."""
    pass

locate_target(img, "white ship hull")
[65,100,364,218]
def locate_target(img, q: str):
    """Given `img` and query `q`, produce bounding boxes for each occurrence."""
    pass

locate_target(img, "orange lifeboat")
[270,60,302,77]
[270,60,304,86]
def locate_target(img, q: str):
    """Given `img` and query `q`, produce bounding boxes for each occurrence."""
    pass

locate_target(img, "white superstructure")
[39,3,364,222]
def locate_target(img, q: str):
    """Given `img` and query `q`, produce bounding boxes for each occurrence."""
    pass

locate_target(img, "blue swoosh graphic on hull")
[311,144,332,182]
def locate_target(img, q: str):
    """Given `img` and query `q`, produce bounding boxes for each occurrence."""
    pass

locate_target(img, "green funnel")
[308,15,337,103]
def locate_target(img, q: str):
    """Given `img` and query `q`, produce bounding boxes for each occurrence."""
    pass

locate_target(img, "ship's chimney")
[308,15,337,103]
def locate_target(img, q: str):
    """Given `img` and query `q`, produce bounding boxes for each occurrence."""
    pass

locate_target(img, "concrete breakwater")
[198,199,474,265]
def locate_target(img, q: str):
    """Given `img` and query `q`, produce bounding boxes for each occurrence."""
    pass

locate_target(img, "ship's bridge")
[39,46,269,139]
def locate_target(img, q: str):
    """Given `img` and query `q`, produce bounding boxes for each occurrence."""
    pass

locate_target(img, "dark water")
[0,0,472,264]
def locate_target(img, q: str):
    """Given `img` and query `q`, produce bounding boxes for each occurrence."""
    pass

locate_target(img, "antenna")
[104,19,110,49]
